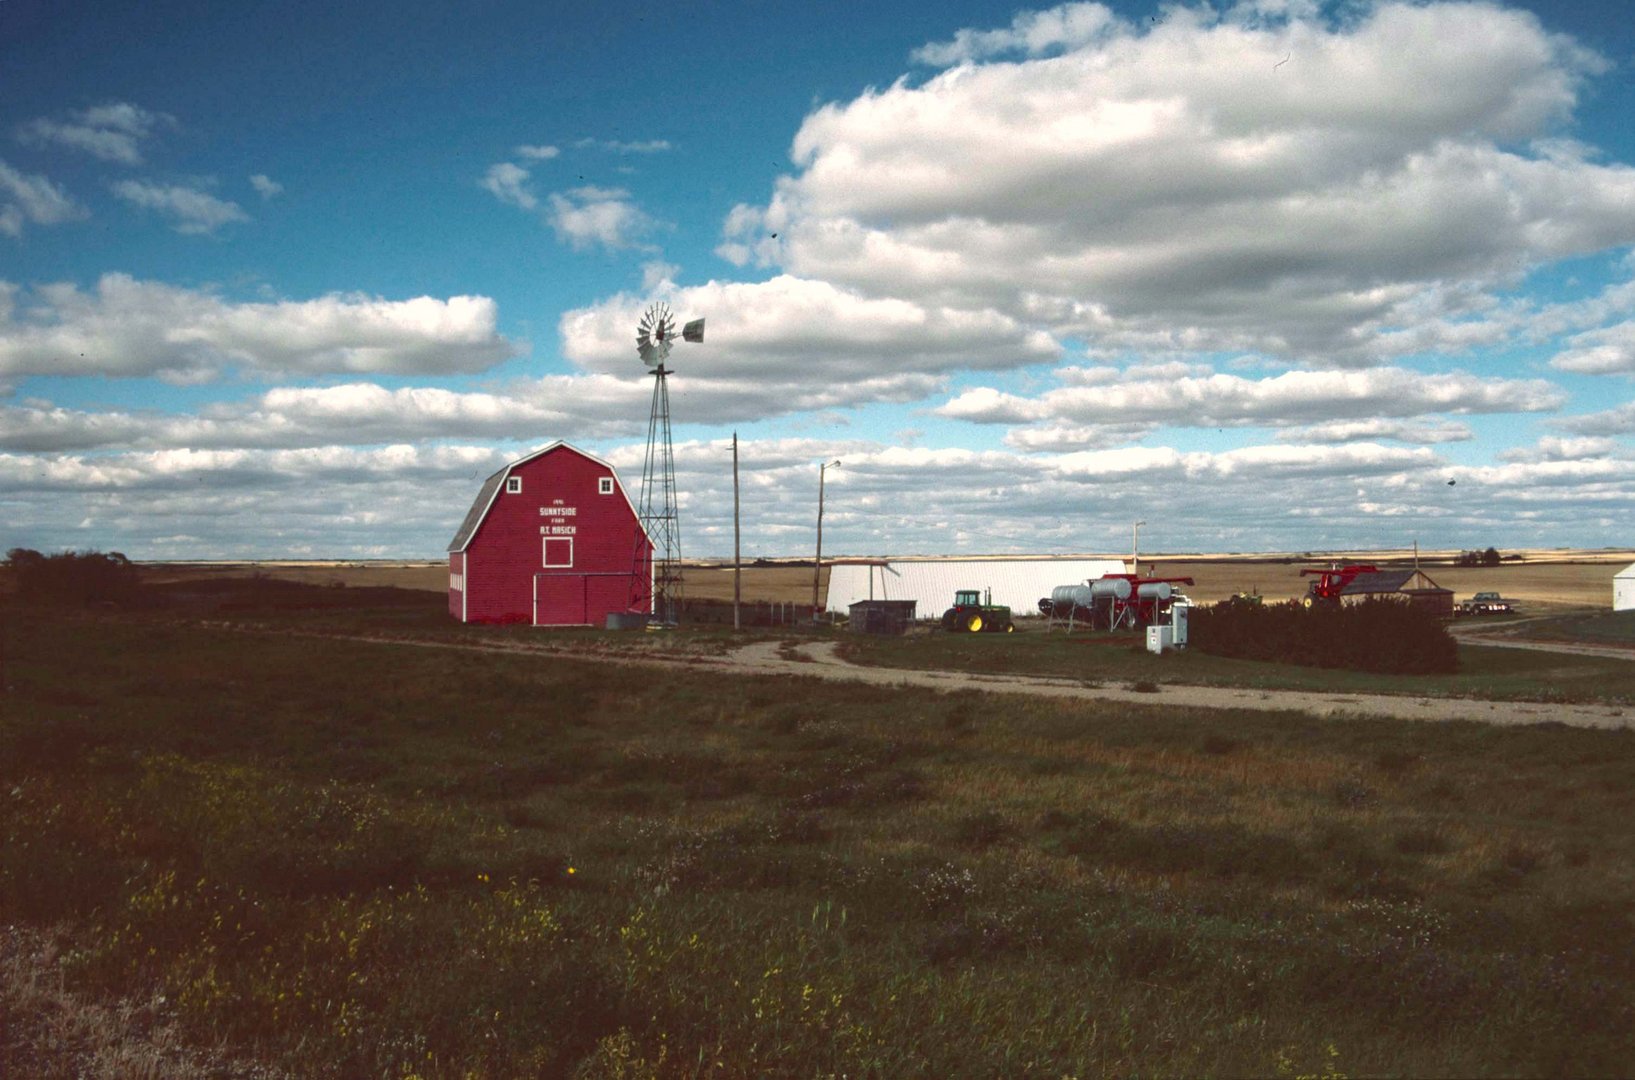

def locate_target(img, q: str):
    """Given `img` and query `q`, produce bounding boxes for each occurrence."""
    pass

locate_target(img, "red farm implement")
[1298,564,1379,607]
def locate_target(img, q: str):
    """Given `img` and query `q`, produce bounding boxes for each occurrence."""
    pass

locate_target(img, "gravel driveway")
[711,640,1634,732]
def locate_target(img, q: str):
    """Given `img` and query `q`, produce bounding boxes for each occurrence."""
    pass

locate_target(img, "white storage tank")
[1090,577,1132,600]
[1050,584,1094,611]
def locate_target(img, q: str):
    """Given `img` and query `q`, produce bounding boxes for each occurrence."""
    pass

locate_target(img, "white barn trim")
[826,558,1127,617]
[1616,562,1635,612]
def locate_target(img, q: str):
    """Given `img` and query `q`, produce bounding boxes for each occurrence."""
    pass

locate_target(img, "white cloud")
[573,138,671,154]
[560,274,1059,417]
[516,144,560,160]
[0,274,519,382]
[1224,0,1324,26]
[722,1,1634,364]
[17,102,176,165]
[1550,319,1635,375]
[111,180,249,234]
[4,428,1633,558]
[938,367,1564,429]
[0,159,85,236]
[1276,418,1475,444]
[912,1,1119,66]
[546,186,657,250]
[0,443,515,557]
[0,443,505,493]
[249,174,283,200]
[1499,435,1618,463]
[1555,401,1635,437]
[1001,421,1160,452]
[0,376,653,453]
[618,436,1626,559]
[480,162,537,210]
[485,169,660,250]
[641,260,680,292]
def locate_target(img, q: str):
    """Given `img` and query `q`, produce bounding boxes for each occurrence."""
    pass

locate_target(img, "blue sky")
[2,0,1633,559]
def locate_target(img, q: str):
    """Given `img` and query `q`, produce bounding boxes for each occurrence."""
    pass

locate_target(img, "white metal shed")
[826,557,1127,617]
[1616,562,1635,612]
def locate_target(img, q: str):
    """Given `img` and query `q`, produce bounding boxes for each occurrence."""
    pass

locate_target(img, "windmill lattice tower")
[629,304,702,625]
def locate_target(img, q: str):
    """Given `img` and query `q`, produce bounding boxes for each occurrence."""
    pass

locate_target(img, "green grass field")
[3,587,1634,1076]
[837,623,1635,705]
[1481,609,1635,649]
[130,575,1635,705]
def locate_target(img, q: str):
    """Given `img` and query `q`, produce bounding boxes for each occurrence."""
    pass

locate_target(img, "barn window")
[506,476,522,494]
[599,477,614,495]
[544,537,573,568]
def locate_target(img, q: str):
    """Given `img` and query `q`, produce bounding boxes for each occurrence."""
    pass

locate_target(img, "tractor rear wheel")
[964,613,984,633]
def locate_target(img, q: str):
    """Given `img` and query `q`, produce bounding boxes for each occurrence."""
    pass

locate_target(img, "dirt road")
[713,640,1634,732]
[278,626,1633,733]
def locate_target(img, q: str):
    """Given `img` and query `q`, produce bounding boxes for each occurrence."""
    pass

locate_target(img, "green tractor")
[940,589,1016,633]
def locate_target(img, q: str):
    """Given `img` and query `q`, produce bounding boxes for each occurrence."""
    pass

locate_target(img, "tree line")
[3,549,139,606]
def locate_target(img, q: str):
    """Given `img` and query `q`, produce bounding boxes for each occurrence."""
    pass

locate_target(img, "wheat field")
[131,548,1634,609]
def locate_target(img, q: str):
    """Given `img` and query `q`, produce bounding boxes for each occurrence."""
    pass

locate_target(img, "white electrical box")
[1170,600,1191,648]
[1146,625,1173,654]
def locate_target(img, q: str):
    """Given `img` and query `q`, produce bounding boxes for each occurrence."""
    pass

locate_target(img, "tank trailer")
[1040,574,1194,631]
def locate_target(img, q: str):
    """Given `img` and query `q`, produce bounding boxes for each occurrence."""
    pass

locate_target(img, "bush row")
[1190,596,1458,674]
[4,548,139,606]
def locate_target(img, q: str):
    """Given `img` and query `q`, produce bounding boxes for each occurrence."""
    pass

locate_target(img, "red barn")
[448,442,651,626]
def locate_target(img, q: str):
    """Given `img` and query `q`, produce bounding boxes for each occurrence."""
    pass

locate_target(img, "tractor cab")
[952,589,982,607]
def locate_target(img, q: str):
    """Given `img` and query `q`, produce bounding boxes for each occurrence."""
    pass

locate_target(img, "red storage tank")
[448,442,652,626]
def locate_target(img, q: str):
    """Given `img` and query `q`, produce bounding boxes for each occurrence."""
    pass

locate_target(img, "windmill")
[630,302,704,625]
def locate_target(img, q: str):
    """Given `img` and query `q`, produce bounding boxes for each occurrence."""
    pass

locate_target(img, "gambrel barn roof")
[447,441,647,553]
[448,470,508,553]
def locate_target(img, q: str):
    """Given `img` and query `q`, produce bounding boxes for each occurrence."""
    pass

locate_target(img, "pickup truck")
[1458,591,1515,616]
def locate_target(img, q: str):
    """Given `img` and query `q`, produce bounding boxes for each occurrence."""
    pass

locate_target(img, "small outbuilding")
[1616,562,1635,612]
[1339,568,1454,618]
[847,599,918,635]
[448,442,651,626]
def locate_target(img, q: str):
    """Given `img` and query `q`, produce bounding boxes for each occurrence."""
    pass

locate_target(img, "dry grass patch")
[3,592,1634,1077]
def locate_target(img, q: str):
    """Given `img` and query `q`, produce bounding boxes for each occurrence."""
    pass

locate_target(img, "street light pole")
[813,459,841,621]
[1133,519,1147,577]
[733,433,741,631]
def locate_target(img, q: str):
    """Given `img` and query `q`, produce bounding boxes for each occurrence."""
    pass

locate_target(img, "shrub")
[1190,597,1458,674]
[5,548,138,606]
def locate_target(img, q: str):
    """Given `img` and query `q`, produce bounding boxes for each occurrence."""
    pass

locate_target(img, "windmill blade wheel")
[636,303,675,367]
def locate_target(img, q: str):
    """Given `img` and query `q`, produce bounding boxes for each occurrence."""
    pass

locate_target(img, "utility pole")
[813,459,840,621]
[733,433,741,631]
[1133,519,1147,576]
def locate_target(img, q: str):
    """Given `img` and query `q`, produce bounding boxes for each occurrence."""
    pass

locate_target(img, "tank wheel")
[964,613,984,633]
